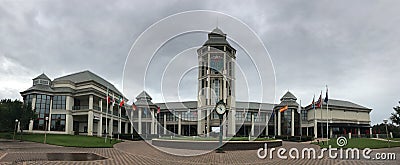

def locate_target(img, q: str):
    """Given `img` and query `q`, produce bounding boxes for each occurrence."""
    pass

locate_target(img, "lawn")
[0,132,120,148]
[158,136,274,141]
[313,138,400,149]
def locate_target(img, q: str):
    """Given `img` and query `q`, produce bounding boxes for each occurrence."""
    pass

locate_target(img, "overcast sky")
[1,0,399,125]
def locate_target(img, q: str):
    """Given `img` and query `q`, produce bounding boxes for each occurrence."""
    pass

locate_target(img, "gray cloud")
[1,0,399,125]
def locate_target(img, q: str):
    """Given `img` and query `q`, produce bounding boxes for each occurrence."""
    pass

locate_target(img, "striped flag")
[279,105,288,112]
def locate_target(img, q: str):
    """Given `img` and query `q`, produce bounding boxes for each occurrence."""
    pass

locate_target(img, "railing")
[72,105,89,110]
[93,105,101,111]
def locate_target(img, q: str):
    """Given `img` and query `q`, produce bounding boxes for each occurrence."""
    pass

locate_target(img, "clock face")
[216,104,226,115]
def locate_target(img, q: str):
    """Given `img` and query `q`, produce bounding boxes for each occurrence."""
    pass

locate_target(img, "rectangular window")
[34,94,51,130]
[50,114,66,131]
[52,96,66,110]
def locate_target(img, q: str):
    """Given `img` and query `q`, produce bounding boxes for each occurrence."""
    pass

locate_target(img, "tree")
[390,101,400,125]
[0,99,36,132]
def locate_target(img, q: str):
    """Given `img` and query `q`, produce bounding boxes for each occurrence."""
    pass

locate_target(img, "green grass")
[158,136,274,141]
[312,138,400,149]
[390,138,400,141]
[0,132,120,148]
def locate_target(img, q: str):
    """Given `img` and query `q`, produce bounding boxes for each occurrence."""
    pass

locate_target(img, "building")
[21,28,372,138]
[20,71,132,136]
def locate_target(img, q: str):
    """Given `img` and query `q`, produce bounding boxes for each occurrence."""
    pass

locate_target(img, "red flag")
[316,93,322,108]
[157,107,160,114]
[119,98,125,107]
[106,96,112,104]
[132,103,137,111]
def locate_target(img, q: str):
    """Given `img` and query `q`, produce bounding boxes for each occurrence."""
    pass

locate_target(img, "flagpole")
[313,94,316,139]
[320,90,323,139]
[299,100,302,136]
[326,85,329,145]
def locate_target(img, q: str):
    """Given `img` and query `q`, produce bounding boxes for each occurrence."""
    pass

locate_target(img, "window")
[235,111,245,121]
[51,114,66,131]
[301,110,307,121]
[34,94,51,130]
[52,96,66,110]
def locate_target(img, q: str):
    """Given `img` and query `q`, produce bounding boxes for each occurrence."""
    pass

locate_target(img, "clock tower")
[197,28,236,136]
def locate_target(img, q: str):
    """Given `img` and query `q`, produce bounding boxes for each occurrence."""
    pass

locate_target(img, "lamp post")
[13,119,18,140]
[44,116,49,144]
[383,119,390,148]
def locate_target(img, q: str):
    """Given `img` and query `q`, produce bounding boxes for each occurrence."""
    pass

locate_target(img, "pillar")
[130,109,134,134]
[277,110,281,136]
[329,127,333,138]
[206,109,210,136]
[98,99,103,137]
[197,109,203,136]
[178,113,182,135]
[163,113,167,134]
[357,128,360,136]
[251,113,255,136]
[89,95,93,109]
[228,108,236,136]
[29,119,33,132]
[48,98,53,131]
[369,127,373,138]
[109,117,113,136]
[265,113,269,136]
[118,108,121,134]
[151,110,155,134]
[88,111,94,136]
[306,127,309,136]
[138,108,142,134]
[125,122,128,134]
[291,109,295,136]
[314,120,318,138]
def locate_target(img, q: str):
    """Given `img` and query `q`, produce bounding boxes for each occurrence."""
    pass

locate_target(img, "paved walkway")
[0,139,399,164]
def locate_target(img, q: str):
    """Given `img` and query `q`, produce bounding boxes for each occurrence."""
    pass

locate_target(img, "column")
[88,111,94,136]
[65,96,74,135]
[277,110,281,136]
[357,128,360,136]
[125,122,128,134]
[206,109,210,136]
[369,127,373,138]
[178,113,182,135]
[138,108,142,134]
[265,113,269,136]
[48,98,53,131]
[314,120,318,138]
[98,114,103,137]
[151,110,155,134]
[163,113,167,134]
[118,108,121,134]
[109,117,113,136]
[291,109,295,136]
[329,127,333,138]
[98,100,103,137]
[130,110,134,134]
[197,109,203,136]
[306,127,309,136]
[251,113,255,136]
[89,95,93,109]
[228,108,236,136]
[29,119,33,132]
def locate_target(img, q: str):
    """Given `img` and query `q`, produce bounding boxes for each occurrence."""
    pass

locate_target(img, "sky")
[1,0,400,125]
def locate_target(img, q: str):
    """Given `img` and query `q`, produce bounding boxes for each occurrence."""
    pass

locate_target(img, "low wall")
[152,139,282,151]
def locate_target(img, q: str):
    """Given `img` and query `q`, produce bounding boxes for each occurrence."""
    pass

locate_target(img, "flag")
[279,105,288,112]
[106,95,113,104]
[324,86,329,103]
[111,94,116,107]
[311,95,315,109]
[157,107,161,114]
[119,97,125,107]
[316,92,322,108]
[297,100,301,113]
[132,102,137,111]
